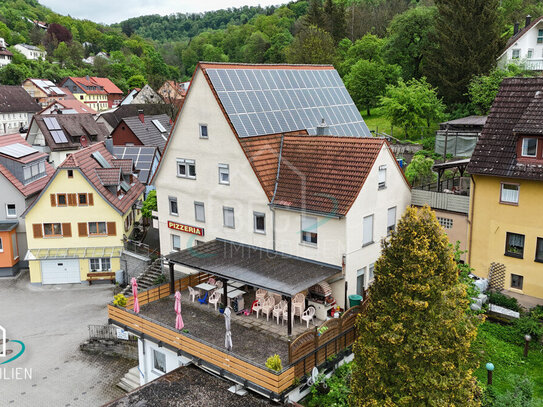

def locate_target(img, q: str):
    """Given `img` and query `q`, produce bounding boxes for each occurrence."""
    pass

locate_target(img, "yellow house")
[467,77,543,300]
[24,141,145,284]
[59,76,111,112]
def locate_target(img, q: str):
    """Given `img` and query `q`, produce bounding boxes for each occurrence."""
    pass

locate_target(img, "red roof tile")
[111,158,134,174]
[90,77,123,95]
[96,167,121,186]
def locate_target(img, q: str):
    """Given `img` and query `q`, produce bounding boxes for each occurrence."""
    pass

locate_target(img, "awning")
[0,221,18,232]
[25,246,123,260]
[166,239,341,297]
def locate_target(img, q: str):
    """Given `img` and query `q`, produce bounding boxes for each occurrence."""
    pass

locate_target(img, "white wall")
[0,112,29,135]
[138,338,186,385]
[498,20,543,69]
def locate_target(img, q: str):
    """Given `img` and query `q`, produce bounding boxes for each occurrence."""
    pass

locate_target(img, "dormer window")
[522,138,537,157]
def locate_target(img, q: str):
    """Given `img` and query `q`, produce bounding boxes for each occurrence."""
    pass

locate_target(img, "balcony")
[411,189,469,214]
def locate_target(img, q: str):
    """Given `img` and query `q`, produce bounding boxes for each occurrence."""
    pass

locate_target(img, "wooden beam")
[169,262,175,294]
[287,297,292,336]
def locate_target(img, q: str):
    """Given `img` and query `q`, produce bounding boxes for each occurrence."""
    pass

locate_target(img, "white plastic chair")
[188,286,200,302]
[208,290,221,310]
[273,300,287,324]
[292,293,305,322]
[255,288,267,301]
[262,297,275,321]
[282,305,295,328]
[215,280,223,290]
[301,306,316,328]
[252,298,263,318]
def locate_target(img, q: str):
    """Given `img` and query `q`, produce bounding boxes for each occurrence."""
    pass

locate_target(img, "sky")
[39,0,286,25]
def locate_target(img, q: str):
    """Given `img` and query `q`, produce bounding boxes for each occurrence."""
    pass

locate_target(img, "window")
[6,204,16,218]
[199,124,208,139]
[78,193,87,205]
[369,263,375,283]
[363,215,374,246]
[89,258,111,272]
[301,215,318,245]
[528,49,534,58]
[437,217,454,229]
[536,238,543,262]
[356,268,366,296]
[88,222,107,235]
[0,237,3,252]
[23,161,46,182]
[67,170,73,178]
[538,29,543,43]
[152,349,166,373]
[194,202,205,222]
[223,207,235,228]
[177,159,196,179]
[254,212,265,234]
[57,194,67,206]
[218,164,230,185]
[378,165,387,189]
[169,196,178,216]
[500,183,519,204]
[387,207,396,235]
[521,138,537,157]
[44,223,62,237]
[511,274,524,290]
[171,234,180,251]
[505,232,525,258]
[512,49,520,59]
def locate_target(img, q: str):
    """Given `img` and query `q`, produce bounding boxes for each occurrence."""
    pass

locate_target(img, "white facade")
[13,44,46,60]
[0,112,31,134]
[498,18,543,71]
[137,338,190,385]
[154,68,411,308]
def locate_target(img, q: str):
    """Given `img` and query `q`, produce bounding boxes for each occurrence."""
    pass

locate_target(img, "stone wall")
[121,251,151,283]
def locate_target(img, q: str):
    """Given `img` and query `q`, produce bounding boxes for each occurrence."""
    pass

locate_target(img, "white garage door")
[41,259,81,284]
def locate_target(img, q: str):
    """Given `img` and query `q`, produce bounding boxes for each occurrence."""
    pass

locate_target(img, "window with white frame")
[368,263,375,283]
[23,160,46,182]
[176,159,196,179]
[512,49,520,59]
[437,217,454,229]
[168,196,178,216]
[387,206,396,235]
[199,124,208,139]
[223,207,235,228]
[500,183,519,204]
[522,138,537,157]
[171,234,181,251]
[363,214,374,246]
[152,349,166,373]
[194,202,205,222]
[6,203,16,218]
[528,48,534,58]
[539,29,543,43]
[378,165,387,189]
[89,258,111,272]
[356,267,366,296]
[218,164,230,185]
[254,212,265,234]
[301,215,318,245]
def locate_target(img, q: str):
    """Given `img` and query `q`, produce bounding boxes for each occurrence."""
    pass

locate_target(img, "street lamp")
[524,334,532,357]
[485,362,494,385]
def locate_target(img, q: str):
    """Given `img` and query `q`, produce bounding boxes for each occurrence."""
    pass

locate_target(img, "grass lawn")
[362,107,405,139]
[472,321,543,402]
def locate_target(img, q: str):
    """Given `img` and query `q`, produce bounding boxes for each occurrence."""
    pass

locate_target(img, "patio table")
[195,282,217,296]
[227,280,244,289]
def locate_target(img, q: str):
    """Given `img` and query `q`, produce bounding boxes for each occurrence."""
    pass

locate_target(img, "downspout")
[467,175,476,265]
[270,135,284,252]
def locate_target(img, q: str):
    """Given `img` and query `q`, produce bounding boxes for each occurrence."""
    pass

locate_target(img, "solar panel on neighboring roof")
[206,68,371,138]
[50,130,68,143]
[152,119,167,133]
[43,117,61,130]
[0,143,37,158]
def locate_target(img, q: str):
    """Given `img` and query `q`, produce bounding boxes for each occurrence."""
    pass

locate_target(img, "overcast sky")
[39,0,286,25]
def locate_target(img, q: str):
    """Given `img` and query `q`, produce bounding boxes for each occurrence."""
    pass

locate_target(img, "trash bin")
[348,294,363,308]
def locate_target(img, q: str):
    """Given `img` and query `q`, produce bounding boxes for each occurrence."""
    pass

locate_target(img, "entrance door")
[41,259,80,284]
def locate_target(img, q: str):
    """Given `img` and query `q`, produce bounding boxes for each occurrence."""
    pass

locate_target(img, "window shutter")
[78,222,88,237]
[32,224,43,238]
[387,207,396,228]
[107,222,116,236]
[68,193,77,206]
[88,193,94,206]
[50,194,56,207]
[62,223,71,237]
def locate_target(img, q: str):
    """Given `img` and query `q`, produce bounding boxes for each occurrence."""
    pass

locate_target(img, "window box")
[505,232,525,258]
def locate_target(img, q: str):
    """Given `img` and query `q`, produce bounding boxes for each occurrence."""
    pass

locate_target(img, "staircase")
[122,258,165,296]
[117,366,141,393]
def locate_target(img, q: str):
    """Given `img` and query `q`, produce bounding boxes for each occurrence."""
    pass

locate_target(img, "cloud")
[39,0,286,24]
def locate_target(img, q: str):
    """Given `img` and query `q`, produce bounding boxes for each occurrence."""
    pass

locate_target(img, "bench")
[87,272,116,285]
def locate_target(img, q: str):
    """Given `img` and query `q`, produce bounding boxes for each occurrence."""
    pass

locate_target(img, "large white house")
[498,15,543,70]
[13,44,46,60]
[0,38,12,67]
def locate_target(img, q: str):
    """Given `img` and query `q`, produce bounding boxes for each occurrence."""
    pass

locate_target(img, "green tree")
[304,0,324,27]
[425,0,503,104]
[286,25,336,65]
[404,154,436,186]
[351,206,481,406]
[380,78,445,138]
[242,31,270,63]
[141,190,157,218]
[323,0,346,43]
[127,74,147,89]
[53,41,70,66]
[0,63,31,85]
[345,59,386,116]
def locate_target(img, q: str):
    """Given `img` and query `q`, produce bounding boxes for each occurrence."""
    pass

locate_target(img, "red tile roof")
[59,142,144,214]
[240,134,392,215]
[111,158,134,174]
[90,77,123,95]
[96,167,121,186]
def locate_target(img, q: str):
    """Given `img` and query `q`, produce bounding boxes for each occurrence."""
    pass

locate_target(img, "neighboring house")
[96,104,173,134]
[59,76,120,112]
[0,38,12,67]
[111,112,171,153]
[13,44,46,60]
[82,51,109,65]
[119,88,139,105]
[153,62,410,312]
[467,77,543,300]
[158,80,188,105]
[0,134,54,276]
[435,115,487,158]
[0,85,41,135]
[498,15,543,70]
[121,84,162,105]
[26,113,108,167]
[113,145,160,192]
[39,99,97,115]
[22,78,69,107]
[24,141,145,285]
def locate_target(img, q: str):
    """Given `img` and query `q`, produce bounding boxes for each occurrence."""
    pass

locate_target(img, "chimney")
[526,15,532,28]
[85,74,90,81]
[514,22,520,35]
[316,118,329,136]
[138,109,144,123]
[105,136,114,154]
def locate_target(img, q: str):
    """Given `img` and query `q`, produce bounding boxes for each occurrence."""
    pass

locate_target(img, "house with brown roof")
[59,76,123,111]
[26,113,109,167]
[96,104,173,134]
[0,85,41,135]
[0,134,54,276]
[467,77,543,301]
[111,112,171,153]
[39,99,98,115]
[23,141,145,285]
[498,15,543,71]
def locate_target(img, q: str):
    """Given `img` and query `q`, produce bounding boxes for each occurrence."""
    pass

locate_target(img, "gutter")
[467,175,476,265]
[269,134,284,251]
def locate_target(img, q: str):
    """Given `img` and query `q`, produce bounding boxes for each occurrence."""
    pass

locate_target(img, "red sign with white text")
[167,221,204,236]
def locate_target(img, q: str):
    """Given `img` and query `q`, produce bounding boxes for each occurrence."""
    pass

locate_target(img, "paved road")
[0,271,134,406]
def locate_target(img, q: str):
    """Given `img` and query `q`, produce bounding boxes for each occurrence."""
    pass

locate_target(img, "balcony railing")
[412,189,469,214]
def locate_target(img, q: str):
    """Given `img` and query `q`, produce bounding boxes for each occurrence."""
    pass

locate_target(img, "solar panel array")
[43,117,68,143]
[206,68,370,138]
[0,143,37,158]
[113,146,157,183]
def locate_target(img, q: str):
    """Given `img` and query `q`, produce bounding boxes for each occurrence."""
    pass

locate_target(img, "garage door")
[41,259,81,284]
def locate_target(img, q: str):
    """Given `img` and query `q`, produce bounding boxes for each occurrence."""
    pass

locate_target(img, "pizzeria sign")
[168,221,204,236]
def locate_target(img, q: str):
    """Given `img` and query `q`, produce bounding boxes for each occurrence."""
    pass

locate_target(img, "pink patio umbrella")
[175,291,184,330]
[131,277,140,314]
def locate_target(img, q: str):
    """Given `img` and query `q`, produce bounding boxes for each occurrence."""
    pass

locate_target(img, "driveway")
[0,271,134,406]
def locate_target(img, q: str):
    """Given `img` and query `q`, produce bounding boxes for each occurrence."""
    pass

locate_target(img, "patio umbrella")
[131,277,140,314]
[174,291,184,330]
[224,306,232,351]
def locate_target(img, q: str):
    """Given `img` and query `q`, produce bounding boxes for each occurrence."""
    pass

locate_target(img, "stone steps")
[117,366,141,393]
[122,258,165,296]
